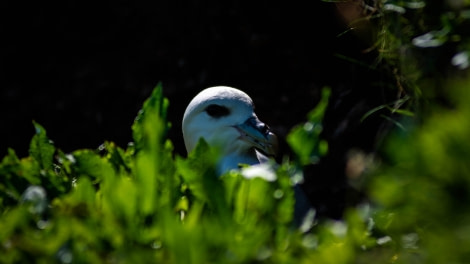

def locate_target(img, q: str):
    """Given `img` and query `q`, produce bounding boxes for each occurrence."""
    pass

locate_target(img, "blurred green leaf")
[176,139,224,213]
[70,149,113,183]
[287,88,330,165]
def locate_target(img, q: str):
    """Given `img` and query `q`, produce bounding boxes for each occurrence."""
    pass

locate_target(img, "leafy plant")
[287,88,330,166]
[2,1,470,263]
[0,85,327,263]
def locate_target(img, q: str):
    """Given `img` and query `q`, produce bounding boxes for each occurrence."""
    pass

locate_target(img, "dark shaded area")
[1,1,395,219]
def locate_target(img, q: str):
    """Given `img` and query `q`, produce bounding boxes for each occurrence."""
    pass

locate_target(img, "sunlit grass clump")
[0,85,333,263]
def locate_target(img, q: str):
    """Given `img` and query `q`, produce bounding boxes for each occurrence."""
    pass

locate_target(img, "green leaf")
[71,149,115,183]
[390,108,414,117]
[0,149,41,207]
[176,139,222,209]
[412,29,449,48]
[287,88,330,165]
[99,141,133,175]
[29,121,55,170]
[361,96,413,123]
[69,176,96,206]
[131,84,177,216]
[380,114,407,131]
[132,83,170,152]
[307,88,331,123]
[360,104,388,123]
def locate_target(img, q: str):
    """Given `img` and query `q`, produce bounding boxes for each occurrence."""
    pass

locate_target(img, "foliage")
[0,85,331,263]
[2,76,469,263]
[367,76,470,264]
[1,1,470,263]
[376,0,470,111]
[356,0,470,263]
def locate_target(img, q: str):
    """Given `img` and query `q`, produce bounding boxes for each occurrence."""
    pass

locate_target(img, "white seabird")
[182,86,278,175]
[182,86,313,226]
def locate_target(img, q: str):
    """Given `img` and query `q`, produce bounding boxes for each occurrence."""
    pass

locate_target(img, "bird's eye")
[205,104,230,118]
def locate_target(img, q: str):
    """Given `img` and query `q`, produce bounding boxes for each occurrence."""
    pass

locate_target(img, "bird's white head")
[182,86,278,173]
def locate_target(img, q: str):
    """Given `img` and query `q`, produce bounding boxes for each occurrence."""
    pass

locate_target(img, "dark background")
[1,1,392,218]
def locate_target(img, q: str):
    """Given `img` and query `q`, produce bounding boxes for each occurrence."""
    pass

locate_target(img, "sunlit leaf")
[287,88,330,165]
[412,29,449,48]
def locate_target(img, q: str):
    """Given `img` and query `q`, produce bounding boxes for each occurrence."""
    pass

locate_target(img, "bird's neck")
[217,149,259,175]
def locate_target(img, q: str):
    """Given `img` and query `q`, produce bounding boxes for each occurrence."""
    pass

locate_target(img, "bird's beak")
[234,116,278,157]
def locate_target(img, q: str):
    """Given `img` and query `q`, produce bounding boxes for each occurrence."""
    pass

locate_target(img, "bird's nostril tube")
[260,123,270,135]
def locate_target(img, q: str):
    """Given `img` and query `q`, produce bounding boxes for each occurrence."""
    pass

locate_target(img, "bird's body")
[182,86,278,174]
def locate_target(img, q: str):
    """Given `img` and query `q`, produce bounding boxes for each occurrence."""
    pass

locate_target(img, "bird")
[182,86,278,175]
[182,86,314,226]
